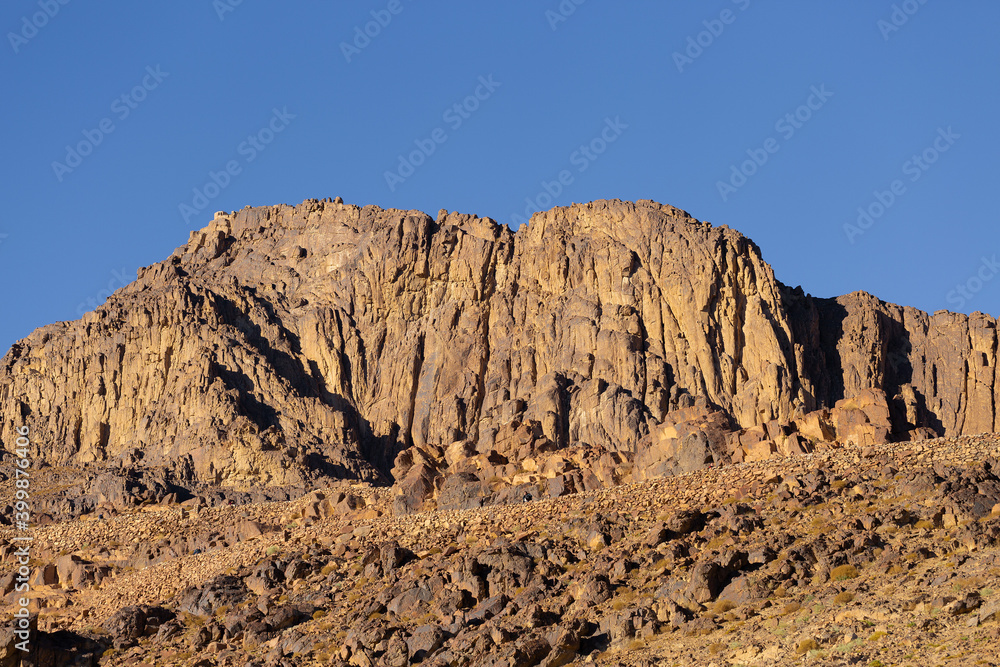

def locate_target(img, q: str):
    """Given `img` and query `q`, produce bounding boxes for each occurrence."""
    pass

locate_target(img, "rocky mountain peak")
[1,198,997,514]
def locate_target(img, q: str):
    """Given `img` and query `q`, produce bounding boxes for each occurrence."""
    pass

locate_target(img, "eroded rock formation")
[0,199,996,509]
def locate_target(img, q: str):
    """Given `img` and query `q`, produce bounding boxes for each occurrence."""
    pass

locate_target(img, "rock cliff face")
[0,199,996,505]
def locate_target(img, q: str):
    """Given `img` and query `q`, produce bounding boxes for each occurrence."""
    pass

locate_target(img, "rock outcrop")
[0,199,997,508]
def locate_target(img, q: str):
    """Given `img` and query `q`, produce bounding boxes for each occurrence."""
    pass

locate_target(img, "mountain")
[1,198,997,512]
[4,198,1000,667]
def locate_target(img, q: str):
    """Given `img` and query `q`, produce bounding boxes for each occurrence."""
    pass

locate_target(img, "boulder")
[103,605,175,648]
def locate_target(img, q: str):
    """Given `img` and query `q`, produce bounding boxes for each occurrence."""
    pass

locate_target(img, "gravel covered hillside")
[3,434,1000,666]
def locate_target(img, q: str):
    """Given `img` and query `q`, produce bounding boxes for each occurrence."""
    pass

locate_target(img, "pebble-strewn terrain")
[3,434,1000,666]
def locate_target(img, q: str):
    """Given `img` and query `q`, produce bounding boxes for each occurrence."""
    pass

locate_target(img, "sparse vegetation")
[781,601,802,616]
[713,599,736,614]
[796,639,819,655]
[831,564,859,581]
[611,587,638,611]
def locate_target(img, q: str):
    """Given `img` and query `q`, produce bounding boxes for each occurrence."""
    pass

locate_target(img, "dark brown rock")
[103,605,175,647]
[406,624,447,661]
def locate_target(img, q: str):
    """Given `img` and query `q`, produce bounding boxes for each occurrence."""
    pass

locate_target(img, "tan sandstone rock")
[0,199,995,510]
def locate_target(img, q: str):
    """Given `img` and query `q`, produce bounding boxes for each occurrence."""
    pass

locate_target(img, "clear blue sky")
[2,2,998,353]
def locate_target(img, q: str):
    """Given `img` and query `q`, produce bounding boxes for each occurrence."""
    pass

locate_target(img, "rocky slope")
[0,198,998,513]
[3,434,1000,666]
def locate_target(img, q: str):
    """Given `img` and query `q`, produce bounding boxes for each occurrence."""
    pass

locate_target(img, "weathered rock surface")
[0,199,997,510]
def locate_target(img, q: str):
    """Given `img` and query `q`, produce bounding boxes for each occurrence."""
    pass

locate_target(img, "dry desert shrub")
[713,599,736,614]
[796,638,819,655]
[781,601,802,616]
[834,591,854,605]
[831,564,859,581]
